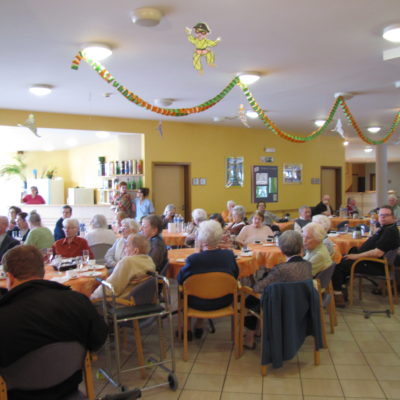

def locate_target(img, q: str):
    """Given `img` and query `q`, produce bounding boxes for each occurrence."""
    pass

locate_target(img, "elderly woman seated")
[302,222,332,276]
[347,197,360,217]
[209,213,232,249]
[177,220,239,339]
[236,211,273,246]
[161,204,177,229]
[221,200,236,223]
[112,211,128,235]
[91,234,155,300]
[312,214,335,257]
[243,230,312,349]
[52,218,94,259]
[105,218,139,269]
[85,214,116,247]
[225,205,247,236]
[185,208,208,247]
[24,211,55,250]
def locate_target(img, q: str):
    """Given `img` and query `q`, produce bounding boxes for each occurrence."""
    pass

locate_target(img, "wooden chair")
[0,342,94,400]
[177,272,239,361]
[315,263,337,348]
[348,249,399,316]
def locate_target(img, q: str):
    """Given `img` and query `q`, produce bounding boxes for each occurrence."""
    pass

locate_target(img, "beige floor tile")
[329,331,355,341]
[371,365,400,381]
[223,374,263,394]
[340,379,385,398]
[179,389,221,400]
[300,364,337,379]
[358,340,394,353]
[326,340,361,353]
[141,387,181,399]
[298,350,332,365]
[303,397,344,400]
[335,365,375,380]
[191,358,230,375]
[347,321,378,331]
[353,331,385,341]
[380,380,400,399]
[381,330,400,342]
[377,323,400,332]
[364,352,400,366]
[265,362,300,379]
[184,373,225,392]
[329,351,367,365]
[227,357,262,376]
[262,378,302,395]
[301,379,343,397]
[263,395,302,400]
[221,392,262,400]
[174,359,195,373]
[196,350,232,362]
[390,342,400,354]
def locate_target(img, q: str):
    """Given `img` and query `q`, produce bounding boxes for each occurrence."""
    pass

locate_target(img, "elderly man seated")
[177,220,239,339]
[294,205,312,233]
[85,214,116,247]
[388,195,400,220]
[243,230,312,349]
[52,218,94,259]
[0,216,19,260]
[141,215,168,273]
[105,218,139,269]
[91,234,155,300]
[302,222,332,276]
[313,194,334,216]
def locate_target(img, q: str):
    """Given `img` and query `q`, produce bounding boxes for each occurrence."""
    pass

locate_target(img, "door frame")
[152,162,191,220]
[320,166,342,212]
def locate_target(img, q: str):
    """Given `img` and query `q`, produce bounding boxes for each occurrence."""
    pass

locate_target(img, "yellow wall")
[0,109,345,215]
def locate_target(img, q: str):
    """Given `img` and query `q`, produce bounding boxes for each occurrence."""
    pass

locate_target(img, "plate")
[262,243,275,247]
[176,258,186,263]
[80,271,103,277]
[239,252,253,257]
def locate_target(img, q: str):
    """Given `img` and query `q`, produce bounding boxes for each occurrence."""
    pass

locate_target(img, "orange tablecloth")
[162,230,187,247]
[329,233,368,255]
[166,248,257,279]
[275,221,294,232]
[0,265,107,298]
[330,217,369,229]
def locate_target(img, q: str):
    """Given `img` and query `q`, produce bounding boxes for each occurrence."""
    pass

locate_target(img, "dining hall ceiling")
[1,0,400,160]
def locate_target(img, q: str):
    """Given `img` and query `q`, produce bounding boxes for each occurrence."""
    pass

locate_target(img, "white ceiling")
[1,0,400,160]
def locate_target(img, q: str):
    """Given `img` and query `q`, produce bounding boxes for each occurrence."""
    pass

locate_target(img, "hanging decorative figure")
[185,22,221,73]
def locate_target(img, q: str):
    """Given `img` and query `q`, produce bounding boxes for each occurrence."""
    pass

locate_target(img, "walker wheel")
[168,373,178,391]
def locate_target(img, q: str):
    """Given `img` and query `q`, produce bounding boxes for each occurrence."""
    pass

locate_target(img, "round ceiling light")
[82,44,112,60]
[238,73,260,85]
[383,24,400,43]
[246,110,259,119]
[131,7,162,27]
[343,141,349,146]
[314,120,326,127]
[154,98,174,107]
[29,84,53,96]
[364,147,373,153]
[367,126,381,134]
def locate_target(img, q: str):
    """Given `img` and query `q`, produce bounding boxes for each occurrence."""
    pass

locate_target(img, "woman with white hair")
[302,222,332,276]
[177,220,239,338]
[161,204,177,229]
[104,218,140,268]
[24,211,54,250]
[225,205,247,236]
[85,214,116,247]
[185,208,208,247]
[312,214,335,257]
[221,200,236,223]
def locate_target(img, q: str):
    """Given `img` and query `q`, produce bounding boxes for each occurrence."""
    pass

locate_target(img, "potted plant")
[0,152,27,188]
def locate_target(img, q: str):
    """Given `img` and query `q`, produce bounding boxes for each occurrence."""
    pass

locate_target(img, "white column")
[376,143,388,207]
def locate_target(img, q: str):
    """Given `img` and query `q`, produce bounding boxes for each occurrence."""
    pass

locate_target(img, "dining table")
[161,229,187,247]
[0,264,107,298]
[328,233,369,255]
[166,248,257,279]
[329,217,370,229]
[275,221,294,232]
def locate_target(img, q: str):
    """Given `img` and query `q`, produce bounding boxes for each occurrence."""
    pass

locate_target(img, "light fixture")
[29,84,53,96]
[383,24,400,43]
[131,7,163,27]
[314,120,326,127]
[65,138,78,147]
[81,43,112,61]
[367,126,381,134]
[154,98,174,107]
[246,110,258,119]
[96,131,111,139]
[213,116,222,122]
[364,147,373,153]
[343,141,349,146]
[238,73,260,85]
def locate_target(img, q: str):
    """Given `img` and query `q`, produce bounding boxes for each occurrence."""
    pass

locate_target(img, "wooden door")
[152,164,190,219]
[321,167,342,212]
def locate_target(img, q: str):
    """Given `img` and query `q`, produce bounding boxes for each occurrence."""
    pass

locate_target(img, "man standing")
[294,205,312,232]
[0,216,19,260]
[0,245,107,399]
[313,194,334,216]
[332,205,400,305]
[54,205,72,241]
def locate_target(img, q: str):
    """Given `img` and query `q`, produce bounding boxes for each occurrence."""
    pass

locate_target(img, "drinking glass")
[82,250,90,265]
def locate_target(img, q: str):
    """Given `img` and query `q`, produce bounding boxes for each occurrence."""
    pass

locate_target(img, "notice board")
[252,165,278,203]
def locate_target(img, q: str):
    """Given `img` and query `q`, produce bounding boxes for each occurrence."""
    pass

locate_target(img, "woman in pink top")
[21,186,45,204]
[236,211,273,246]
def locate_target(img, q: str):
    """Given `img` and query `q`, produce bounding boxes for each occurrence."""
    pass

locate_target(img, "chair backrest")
[183,272,237,299]
[315,263,336,290]
[0,341,86,392]
[90,243,112,264]
[158,260,170,277]
[385,248,399,266]
[128,275,158,306]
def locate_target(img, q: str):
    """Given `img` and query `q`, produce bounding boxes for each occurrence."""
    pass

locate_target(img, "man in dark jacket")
[0,216,19,260]
[53,205,72,241]
[0,245,108,400]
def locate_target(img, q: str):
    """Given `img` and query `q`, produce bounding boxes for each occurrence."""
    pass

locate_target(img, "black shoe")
[194,328,204,339]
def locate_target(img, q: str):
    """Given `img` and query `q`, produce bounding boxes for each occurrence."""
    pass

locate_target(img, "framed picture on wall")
[252,165,278,203]
[225,157,244,187]
[283,164,302,184]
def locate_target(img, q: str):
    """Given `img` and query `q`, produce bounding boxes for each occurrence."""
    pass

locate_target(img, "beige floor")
[90,285,400,400]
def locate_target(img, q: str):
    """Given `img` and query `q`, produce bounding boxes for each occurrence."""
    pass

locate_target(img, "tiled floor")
[90,284,400,399]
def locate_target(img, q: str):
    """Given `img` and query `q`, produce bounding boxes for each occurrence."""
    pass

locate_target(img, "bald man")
[0,216,20,260]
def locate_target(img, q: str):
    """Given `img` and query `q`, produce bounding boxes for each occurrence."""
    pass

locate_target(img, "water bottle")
[79,223,86,238]
[369,216,377,236]
[179,215,184,233]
